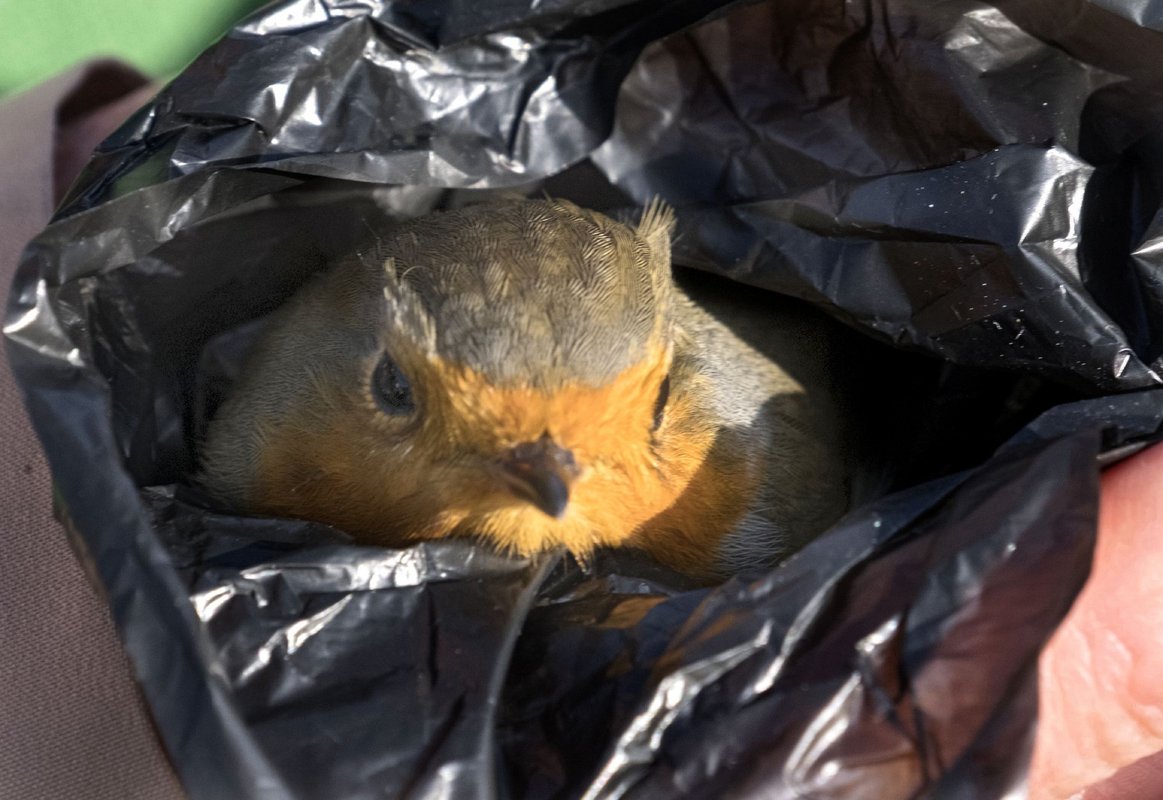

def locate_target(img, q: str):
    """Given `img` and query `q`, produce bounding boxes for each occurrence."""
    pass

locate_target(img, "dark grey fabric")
[0,62,186,800]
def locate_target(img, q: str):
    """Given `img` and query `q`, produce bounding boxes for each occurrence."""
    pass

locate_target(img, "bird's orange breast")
[253,348,758,577]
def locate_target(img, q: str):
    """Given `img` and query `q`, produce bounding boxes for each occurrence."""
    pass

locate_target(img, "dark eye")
[372,354,415,415]
[652,374,670,431]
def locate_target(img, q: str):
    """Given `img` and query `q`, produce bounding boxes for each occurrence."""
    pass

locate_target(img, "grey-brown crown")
[365,198,675,388]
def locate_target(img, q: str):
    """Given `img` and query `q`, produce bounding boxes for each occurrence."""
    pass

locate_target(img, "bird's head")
[200,199,748,564]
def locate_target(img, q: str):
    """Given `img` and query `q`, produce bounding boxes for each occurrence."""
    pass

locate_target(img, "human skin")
[1031,441,1163,799]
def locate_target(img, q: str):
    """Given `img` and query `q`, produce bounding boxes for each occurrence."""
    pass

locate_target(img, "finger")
[1029,441,1163,799]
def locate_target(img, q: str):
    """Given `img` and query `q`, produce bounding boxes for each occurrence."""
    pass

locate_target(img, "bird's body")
[200,199,853,579]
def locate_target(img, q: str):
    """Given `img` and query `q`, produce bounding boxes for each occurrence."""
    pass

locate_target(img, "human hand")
[1031,441,1163,799]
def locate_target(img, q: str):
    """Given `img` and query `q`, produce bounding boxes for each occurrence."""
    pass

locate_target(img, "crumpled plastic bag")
[6,0,1163,798]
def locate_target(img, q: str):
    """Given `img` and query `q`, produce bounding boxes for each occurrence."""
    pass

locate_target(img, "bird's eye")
[652,374,670,431]
[372,354,415,415]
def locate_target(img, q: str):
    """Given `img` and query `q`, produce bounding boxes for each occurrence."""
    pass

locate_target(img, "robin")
[199,199,855,579]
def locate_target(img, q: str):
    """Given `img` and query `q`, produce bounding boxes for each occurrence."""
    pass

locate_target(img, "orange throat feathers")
[254,345,756,574]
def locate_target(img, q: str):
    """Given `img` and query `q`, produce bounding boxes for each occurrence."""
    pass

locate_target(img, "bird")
[198,198,856,580]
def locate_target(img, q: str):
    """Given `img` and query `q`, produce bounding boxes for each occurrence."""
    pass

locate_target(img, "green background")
[0,0,269,98]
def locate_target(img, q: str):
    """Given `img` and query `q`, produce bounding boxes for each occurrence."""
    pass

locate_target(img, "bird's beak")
[493,435,580,519]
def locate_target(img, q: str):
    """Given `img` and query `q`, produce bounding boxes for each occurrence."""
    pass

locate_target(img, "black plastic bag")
[6,1,1163,798]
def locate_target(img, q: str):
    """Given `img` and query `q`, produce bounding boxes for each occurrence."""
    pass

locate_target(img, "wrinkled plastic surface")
[6,0,1163,798]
